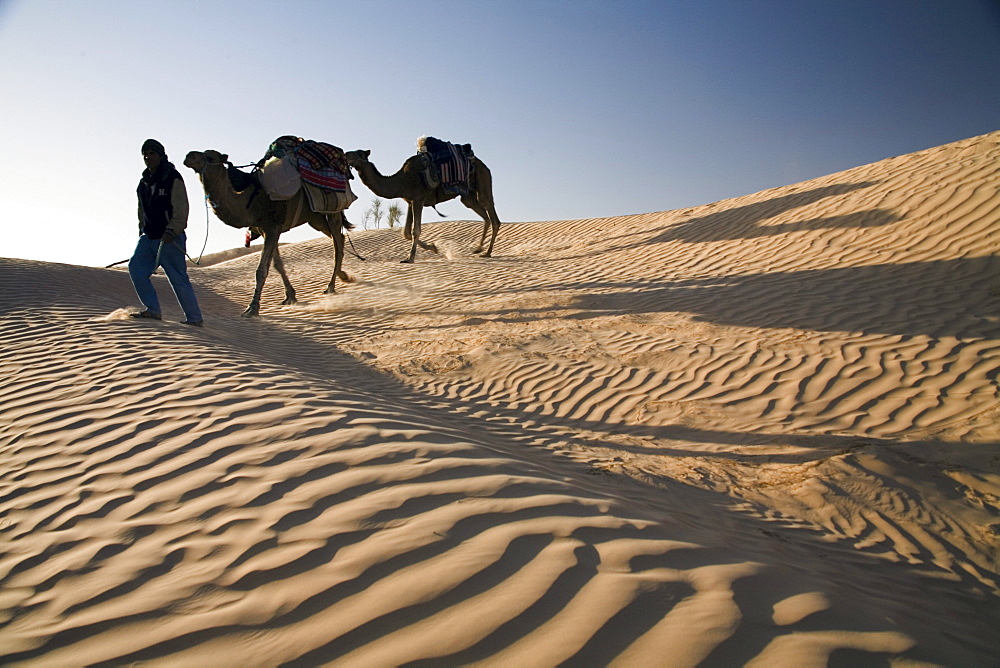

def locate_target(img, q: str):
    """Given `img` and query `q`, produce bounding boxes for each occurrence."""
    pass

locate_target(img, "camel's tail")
[342,214,355,231]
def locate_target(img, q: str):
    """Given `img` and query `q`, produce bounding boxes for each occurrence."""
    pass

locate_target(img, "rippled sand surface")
[2,131,998,665]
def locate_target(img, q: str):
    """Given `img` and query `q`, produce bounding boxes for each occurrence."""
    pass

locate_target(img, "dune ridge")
[1,131,998,665]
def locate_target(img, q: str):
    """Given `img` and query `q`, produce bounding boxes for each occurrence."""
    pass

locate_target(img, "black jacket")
[137,162,186,240]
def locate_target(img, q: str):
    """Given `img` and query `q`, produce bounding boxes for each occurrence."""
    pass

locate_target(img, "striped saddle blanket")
[266,136,352,192]
[296,141,352,192]
[418,136,473,195]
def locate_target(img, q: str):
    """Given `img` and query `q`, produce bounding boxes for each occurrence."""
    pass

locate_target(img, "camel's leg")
[335,213,352,283]
[472,164,501,256]
[272,246,297,306]
[403,204,421,263]
[309,212,352,288]
[308,212,353,284]
[324,214,347,294]
[403,205,438,262]
[403,207,413,240]
[462,194,502,257]
[481,202,502,257]
[245,231,280,317]
[417,236,438,254]
[462,196,491,253]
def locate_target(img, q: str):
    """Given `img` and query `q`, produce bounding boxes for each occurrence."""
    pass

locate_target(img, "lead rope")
[346,230,365,260]
[192,194,211,265]
[159,197,210,266]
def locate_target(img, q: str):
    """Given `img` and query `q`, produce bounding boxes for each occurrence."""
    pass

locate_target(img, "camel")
[344,145,501,263]
[183,149,353,316]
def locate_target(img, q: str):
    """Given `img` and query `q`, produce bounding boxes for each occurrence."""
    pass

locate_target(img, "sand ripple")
[2,131,999,664]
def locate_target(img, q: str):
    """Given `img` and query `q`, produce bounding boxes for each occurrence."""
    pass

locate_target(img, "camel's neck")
[200,166,254,229]
[354,160,406,199]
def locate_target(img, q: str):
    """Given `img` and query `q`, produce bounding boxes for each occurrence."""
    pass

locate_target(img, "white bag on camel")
[258,156,302,200]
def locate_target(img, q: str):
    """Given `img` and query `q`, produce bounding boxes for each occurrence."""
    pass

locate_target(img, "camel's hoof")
[338,272,353,283]
[281,298,297,306]
[472,247,484,254]
[401,258,414,264]
[324,287,336,295]
[427,243,439,254]
[241,309,259,318]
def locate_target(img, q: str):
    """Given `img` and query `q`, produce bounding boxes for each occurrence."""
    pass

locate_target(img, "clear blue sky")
[2,0,998,267]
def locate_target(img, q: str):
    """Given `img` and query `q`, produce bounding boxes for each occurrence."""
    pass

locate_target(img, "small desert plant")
[365,196,385,229]
[387,201,403,228]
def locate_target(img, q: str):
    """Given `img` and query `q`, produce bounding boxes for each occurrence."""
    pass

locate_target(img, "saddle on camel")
[237,136,358,246]
[417,135,474,196]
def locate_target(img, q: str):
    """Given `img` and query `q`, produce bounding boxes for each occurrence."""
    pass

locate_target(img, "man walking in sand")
[129,138,204,327]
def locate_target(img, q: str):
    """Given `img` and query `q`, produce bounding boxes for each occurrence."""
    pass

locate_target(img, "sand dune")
[2,131,998,665]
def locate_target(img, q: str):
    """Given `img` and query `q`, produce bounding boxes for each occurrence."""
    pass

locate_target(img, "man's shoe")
[130,310,162,320]
[181,320,204,327]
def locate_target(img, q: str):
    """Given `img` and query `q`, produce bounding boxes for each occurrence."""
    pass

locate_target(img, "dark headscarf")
[141,138,166,159]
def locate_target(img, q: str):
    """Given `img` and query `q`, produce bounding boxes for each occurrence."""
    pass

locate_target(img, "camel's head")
[183,150,228,174]
[344,149,371,168]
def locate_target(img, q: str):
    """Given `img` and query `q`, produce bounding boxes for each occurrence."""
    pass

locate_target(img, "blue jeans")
[129,234,203,322]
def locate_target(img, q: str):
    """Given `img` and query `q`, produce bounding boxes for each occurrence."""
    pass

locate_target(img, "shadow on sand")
[651,181,888,244]
[446,255,1000,341]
